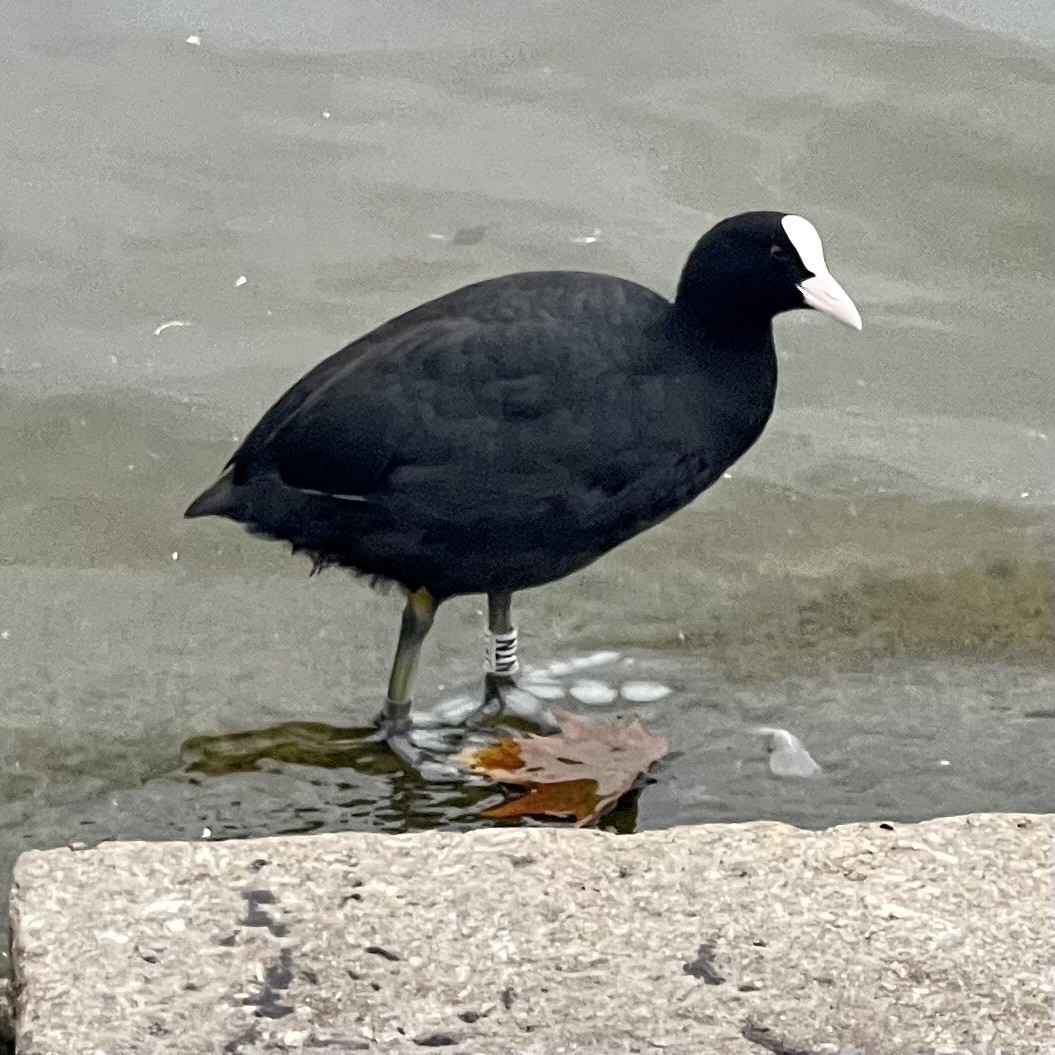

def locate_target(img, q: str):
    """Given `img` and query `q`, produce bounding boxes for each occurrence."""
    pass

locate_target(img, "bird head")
[677,211,862,332]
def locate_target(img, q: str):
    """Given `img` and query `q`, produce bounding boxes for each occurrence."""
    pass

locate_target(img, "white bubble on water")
[524,667,558,684]
[569,680,618,705]
[524,683,565,701]
[620,682,672,703]
[428,695,480,727]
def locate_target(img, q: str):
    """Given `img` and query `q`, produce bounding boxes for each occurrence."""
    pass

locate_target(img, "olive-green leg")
[380,587,436,734]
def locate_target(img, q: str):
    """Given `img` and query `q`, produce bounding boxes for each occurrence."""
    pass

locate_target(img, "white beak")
[781,214,863,331]
[798,271,863,331]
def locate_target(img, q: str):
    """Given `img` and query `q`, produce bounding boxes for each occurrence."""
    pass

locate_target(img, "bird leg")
[482,590,519,718]
[379,588,553,779]
[380,587,436,735]
[477,592,553,730]
[380,587,498,781]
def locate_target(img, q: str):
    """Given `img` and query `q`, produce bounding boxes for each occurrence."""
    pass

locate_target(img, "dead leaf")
[469,737,525,773]
[479,779,601,822]
[459,711,669,825]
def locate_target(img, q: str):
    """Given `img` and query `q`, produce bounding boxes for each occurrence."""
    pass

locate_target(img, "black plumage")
[187,210,860,730]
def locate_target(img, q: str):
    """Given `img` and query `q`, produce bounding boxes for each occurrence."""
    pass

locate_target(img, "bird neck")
[666,297,776,358]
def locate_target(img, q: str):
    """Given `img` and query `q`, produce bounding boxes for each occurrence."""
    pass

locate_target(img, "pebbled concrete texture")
[9,814,1054,1055]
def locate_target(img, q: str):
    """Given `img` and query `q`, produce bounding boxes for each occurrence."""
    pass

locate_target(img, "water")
[1,0,1053,976]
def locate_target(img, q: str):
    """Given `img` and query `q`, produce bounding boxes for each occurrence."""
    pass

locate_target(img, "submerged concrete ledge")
[9,814,1053,1055]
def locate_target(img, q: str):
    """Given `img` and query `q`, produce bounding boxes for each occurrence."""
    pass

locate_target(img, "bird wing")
[229,275,686,532]
[228,308,473,480]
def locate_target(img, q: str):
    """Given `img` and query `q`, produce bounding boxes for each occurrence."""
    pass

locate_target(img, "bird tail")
[185,470,237,519]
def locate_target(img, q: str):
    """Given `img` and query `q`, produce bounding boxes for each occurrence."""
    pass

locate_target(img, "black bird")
[187,211,861,735]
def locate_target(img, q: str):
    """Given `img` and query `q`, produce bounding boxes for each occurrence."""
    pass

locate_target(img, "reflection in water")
[181,722,495,833]
[178,720,642,835]
[182,722,405,778]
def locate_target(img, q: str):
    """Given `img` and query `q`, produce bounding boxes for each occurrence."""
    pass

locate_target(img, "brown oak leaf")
[459,711,669,825]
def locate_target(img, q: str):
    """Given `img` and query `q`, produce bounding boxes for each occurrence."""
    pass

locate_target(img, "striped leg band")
[486,628,520,677]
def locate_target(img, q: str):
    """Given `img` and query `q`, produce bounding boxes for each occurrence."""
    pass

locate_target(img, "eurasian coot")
[187,211,861,733]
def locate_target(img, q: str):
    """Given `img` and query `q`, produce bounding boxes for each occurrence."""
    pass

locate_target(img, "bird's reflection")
[181,721,403,778]
[179,719,642,833]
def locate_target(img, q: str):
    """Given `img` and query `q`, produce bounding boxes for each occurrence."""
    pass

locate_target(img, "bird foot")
[384,724,498,783]
[373,690,499,783]
[411,673,559,731]
[374,674,558,782]
[486,673,561,729]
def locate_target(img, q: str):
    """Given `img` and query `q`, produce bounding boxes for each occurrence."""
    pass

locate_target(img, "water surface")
[1,0,1053,976]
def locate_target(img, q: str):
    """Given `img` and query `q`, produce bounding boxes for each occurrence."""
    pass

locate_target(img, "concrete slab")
[9,814,1053,1055]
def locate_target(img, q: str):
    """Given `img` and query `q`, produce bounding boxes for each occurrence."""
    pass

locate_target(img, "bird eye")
[770,244,789,263]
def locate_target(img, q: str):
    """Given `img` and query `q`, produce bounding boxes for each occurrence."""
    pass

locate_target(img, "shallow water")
[1,0,1053,975]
